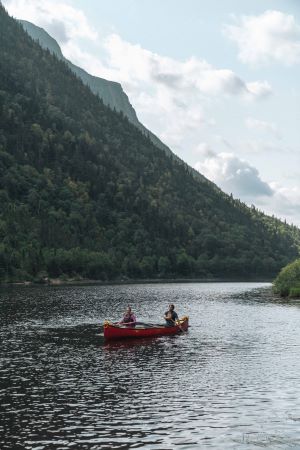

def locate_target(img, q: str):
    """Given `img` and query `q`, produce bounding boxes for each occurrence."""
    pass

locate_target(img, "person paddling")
[119,306,136,328]
[164,304,178,327]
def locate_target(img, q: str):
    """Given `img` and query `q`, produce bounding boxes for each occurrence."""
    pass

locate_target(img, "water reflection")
[0,282,300,449]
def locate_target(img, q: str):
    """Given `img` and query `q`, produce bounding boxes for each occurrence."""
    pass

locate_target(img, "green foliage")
[273,259,300,297]
[158,256,171,276]
[0,4,300,283]
[289,287,300,298]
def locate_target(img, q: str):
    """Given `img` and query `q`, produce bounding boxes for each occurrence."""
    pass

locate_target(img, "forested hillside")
[20,19,209,185]
[0,4,299,282]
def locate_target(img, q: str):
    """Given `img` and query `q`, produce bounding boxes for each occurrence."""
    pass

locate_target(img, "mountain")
[0,4,300,283]
[20,20,208,185]
[20,20,139,122]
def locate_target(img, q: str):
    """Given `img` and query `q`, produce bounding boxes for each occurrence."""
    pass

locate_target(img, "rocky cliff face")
[20,20,208,184]
[20,20,138,122]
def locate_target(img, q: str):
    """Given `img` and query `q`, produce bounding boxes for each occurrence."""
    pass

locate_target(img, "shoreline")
[1,277,272,288]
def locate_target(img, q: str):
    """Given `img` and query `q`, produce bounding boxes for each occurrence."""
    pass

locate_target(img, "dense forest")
[0,4,300,282]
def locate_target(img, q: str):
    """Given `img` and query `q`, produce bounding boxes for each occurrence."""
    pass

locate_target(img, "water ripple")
[1,282,300,449]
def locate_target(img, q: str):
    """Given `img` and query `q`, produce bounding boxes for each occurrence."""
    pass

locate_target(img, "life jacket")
[123,313,135,323]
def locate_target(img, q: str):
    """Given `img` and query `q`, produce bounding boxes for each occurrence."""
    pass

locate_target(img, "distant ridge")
[20,19,209,185]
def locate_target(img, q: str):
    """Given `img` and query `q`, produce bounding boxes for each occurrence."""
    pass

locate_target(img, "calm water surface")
[0,282,300,449]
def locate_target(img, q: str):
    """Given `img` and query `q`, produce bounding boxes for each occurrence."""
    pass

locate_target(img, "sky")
[3,0,300,225]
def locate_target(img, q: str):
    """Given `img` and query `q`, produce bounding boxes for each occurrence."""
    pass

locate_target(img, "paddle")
[175,320,186,333]
[114,321,136,327]
[135,322,160,328]
[165,315,187,333]
[113,321,159,328]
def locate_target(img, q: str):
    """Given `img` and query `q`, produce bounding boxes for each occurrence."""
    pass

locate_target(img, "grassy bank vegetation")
[273,259,300,297]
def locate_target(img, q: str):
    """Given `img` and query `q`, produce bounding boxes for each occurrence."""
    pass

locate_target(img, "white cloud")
[3,0,98,42]
[194,149,273,198]
[194,146,300,225]
[245,117,281,139]
[103,34,272,100]
[96,33,273,153]
[224,10,300,66]
[195,142,215,156]
[245,81,272,99]
[259,183,300,226]
[270,184,300,214]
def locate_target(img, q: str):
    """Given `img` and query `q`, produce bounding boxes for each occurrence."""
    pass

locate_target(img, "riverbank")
[2,276,272,287]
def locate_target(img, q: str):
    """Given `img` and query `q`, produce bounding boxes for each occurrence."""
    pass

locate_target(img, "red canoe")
[103,316,189,341]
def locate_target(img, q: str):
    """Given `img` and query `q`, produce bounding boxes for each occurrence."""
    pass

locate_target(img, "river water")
[0,282,300,450]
